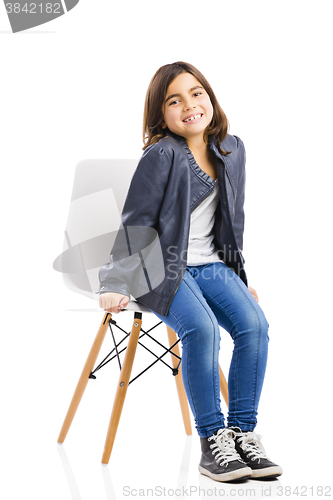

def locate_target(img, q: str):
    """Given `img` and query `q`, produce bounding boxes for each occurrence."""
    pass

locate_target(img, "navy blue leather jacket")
[98,132,247,317]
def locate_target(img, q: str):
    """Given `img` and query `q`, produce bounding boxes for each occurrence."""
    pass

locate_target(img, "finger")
[118,299,129,310]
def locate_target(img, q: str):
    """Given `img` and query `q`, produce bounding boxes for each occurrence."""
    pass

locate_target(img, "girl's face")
[162,72,214,144]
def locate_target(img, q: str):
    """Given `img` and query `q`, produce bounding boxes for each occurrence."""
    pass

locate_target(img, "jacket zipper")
[224,165,236,215]
[210,142,236,215]
[165,184,215,314]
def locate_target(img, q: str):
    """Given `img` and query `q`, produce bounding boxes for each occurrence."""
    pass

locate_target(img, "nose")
[183,99,196,111]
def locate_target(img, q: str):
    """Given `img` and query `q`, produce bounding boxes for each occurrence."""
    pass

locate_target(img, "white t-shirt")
[187,182,222,266]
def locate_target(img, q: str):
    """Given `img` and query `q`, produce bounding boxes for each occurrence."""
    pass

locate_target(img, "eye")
[193,92,202,97]
[169,100,179,106]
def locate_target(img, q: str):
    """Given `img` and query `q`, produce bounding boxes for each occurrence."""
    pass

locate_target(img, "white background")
[1,1,332,498]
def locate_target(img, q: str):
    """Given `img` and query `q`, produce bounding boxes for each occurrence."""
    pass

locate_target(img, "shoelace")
[208,429,245,467]
[235,431,269,462]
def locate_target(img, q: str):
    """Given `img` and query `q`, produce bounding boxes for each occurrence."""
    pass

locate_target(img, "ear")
[161,121,167,129]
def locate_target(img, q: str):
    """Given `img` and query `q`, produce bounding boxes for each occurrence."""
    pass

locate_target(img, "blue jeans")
[150,262,269,438]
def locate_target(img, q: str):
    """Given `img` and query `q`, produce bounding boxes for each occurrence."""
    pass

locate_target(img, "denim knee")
[178,310,221,349]
[232,304,269,349]
[256,308,269,344]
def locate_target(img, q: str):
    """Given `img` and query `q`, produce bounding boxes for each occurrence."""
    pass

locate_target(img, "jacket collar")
[168,130,224,161]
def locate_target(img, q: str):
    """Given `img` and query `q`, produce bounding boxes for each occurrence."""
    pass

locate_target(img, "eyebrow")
[165,85,204,104]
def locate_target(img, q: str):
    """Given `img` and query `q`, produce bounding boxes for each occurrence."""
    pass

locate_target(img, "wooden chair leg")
[57,312,111,444]
[166,326,192,435]
[219,365,229,406]
[101,313,142,465]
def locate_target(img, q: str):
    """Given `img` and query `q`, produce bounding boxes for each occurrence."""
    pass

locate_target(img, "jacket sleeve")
[97,143,173,299]
[233,135,246,263]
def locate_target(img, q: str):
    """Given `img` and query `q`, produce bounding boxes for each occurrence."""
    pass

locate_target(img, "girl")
[98,62,282,482]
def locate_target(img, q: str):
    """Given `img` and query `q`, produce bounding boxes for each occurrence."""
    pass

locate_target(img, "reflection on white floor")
[58,437,283,499]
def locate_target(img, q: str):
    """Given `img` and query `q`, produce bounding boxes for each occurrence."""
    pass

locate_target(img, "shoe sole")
[198,465,252,482]
[250,465,283,479]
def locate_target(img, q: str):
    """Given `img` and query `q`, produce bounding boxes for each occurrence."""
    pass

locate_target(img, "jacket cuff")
[96,282,130,299]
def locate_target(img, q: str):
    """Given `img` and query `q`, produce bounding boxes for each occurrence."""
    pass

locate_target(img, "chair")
[54,159,229,465]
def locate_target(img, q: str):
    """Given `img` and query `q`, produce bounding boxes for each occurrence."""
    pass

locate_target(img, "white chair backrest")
[54,159,138,299]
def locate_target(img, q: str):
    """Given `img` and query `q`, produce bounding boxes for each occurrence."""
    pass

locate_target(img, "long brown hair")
[143,61,230,155]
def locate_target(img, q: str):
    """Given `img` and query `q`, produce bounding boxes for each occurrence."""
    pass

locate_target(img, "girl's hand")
[249,286,259,303]
[98,292,129,314]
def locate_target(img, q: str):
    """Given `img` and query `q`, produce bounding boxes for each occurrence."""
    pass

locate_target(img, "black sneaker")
[199,428,252,482]
[230,427,283,479]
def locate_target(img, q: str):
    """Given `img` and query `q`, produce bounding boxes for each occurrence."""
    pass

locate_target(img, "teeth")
[184,114,202,122]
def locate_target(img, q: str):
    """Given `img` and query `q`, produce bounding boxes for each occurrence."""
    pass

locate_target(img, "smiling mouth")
[183,113,203,123]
